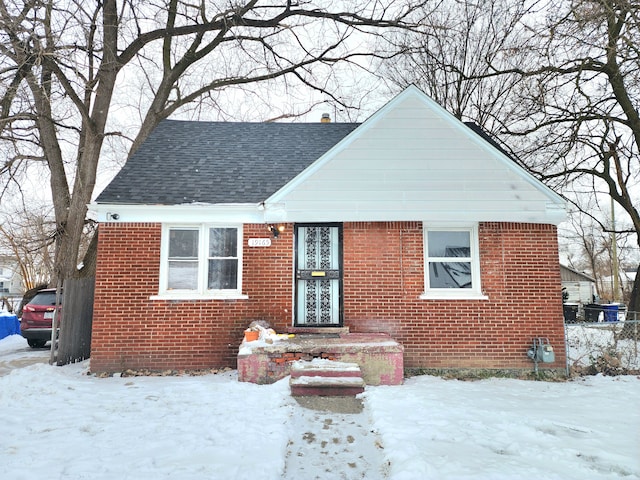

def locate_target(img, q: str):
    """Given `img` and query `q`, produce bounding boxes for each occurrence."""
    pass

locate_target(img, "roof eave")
[90,202,264,224]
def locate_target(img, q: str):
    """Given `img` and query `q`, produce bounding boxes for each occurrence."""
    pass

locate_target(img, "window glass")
[29,292,59,306]
[169,229,198,258]
[428,261,472,288]
[168,261,199,289]
[425,229,476,292]
[208,259,238,289]
[168,229,199,290]
[208,228,238,290]
[209,228,237,257]
[428,231,470,257]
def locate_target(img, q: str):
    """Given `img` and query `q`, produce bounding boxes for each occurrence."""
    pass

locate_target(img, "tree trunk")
[619,264,640,339]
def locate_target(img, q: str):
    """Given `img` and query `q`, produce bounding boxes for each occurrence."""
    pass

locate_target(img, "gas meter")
[527,338,555,373]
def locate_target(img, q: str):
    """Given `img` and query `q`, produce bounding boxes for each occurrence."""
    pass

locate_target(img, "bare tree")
[0,206,57,291]
[485,0,640,313]
[562,209,605,296]
[563,206,638,302]
[390,0,640,312]
[0,0,429,287]
[379,0,534,139]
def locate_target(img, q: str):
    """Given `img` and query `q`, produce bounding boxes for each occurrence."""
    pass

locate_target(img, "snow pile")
[0,333,27,353]
[238,321,293,354]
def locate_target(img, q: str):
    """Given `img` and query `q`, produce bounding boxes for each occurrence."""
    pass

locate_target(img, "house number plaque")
[248,238,272,247]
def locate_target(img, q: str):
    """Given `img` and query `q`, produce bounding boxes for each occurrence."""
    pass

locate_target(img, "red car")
[20,288,62,348]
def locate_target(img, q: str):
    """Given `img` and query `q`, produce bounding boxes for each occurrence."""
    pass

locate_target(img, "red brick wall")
[343,221,565,370]
[90,223,295,373]
[90,221,565,373]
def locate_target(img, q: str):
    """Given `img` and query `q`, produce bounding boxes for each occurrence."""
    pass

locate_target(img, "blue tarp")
[0,312,20,339]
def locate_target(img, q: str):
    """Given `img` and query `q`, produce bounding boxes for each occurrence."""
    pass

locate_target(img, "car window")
[28,292,60,306]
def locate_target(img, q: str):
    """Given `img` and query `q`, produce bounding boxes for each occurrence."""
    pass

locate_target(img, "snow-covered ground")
[566,322,640,371]
[1,334,639,480]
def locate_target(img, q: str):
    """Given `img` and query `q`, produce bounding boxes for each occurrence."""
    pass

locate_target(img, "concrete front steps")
[237,331,404,385]
[290,359,365,397]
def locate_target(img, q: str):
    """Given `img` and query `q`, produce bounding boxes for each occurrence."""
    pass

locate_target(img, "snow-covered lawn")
[369,376,639,480]
[1,334,639,480]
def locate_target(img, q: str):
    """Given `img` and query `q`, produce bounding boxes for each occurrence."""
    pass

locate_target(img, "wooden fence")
[55,276,95,366]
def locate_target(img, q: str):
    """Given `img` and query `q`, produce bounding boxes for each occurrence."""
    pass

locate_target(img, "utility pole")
[611,196,620,303]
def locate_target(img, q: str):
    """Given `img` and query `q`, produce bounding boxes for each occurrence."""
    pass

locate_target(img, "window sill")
[150,293,249,301]
[419,292,489,301]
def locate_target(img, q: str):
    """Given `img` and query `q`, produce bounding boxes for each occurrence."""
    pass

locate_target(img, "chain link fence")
[565,308,640,376]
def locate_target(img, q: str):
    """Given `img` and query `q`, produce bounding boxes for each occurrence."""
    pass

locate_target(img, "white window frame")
[420,225,487,300]
[153,224,248,300]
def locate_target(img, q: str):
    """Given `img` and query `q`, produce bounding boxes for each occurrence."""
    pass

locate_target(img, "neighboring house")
[560,264,597,305]
[90,86,567,375]
[0,255,23,313]
[0,255,22,295]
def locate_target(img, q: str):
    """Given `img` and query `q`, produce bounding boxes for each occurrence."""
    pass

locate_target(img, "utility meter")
[527,338,555,364]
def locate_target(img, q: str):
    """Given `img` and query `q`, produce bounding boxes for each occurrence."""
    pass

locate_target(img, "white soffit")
[266,85,566,225]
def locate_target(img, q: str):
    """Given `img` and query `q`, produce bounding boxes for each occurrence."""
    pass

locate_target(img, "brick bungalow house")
[89,85,567,377]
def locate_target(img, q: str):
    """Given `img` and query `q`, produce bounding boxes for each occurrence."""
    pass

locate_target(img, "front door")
[295,224,343,326]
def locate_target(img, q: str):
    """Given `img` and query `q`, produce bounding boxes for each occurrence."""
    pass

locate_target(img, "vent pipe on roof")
[321,113,331,123]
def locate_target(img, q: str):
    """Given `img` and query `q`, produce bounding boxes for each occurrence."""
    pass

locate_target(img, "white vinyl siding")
[266,88,565,225]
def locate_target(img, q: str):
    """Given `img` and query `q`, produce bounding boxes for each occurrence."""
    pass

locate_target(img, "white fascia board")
[266,206,561,225]
[262,202,287,223]
[545,202,568,225]
[89,202,265,224]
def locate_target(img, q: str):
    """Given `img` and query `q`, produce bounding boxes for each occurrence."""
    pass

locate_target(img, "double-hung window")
[421,226,485,299]
[158,225,244,299]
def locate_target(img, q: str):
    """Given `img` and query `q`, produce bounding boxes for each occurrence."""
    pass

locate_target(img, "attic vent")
[321,113,331,123]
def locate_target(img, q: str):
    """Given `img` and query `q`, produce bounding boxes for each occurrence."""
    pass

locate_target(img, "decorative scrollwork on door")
[296,225,341,325]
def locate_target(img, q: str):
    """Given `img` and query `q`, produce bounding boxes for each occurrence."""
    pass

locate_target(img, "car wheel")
[27,339,47,348]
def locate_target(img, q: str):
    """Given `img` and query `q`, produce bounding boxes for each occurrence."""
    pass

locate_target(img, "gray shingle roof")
[96,120,360,205]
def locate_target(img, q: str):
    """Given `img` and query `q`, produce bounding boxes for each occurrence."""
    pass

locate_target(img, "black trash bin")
[584,304,602,322]
[563,304,579,323]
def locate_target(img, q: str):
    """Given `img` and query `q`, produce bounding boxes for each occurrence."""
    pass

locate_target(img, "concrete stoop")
[290,360,365,397]
[238,332,404,385]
